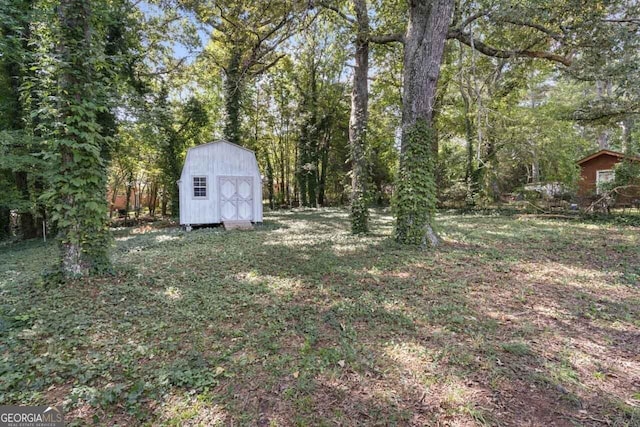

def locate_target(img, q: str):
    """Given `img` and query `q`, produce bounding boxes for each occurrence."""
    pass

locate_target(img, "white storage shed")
[178,140,263,227]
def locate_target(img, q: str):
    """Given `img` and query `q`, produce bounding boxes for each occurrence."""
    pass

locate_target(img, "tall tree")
[196,0,306,145]
[319,0,403,233]
[393,0,454,246]
[348,0,370,233]
[0,0,43,239]
[46,0,113,276]
[153,88,209,216]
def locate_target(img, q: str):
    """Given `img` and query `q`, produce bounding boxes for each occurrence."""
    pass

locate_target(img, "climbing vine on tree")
[35,0,118,277]
[393,120,438,246]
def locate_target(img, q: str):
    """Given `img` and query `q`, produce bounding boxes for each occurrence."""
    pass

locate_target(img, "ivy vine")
[392,119,438,246]
[350,189,369,234]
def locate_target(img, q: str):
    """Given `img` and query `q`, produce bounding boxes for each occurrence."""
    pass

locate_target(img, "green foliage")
[195,0,308,145]
[223,49,243,145]
[151,88,210,216]
[501,341,532,356]
[612,160,640,188]
[367,43,401,206]
[599,159,640,206]
[393,120,437,246]
[2,210,639,424]
[0,132,44,211]
[350,190,369,234]
[38,0,118,275]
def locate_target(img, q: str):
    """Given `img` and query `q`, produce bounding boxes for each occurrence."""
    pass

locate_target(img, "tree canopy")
[1,0,638,275]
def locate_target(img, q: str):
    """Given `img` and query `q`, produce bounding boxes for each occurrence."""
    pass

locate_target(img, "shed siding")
[179,141,263,225]
[578,153,621,197]
[577,152,640,205]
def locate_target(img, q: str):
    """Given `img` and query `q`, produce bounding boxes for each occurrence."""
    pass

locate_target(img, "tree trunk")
[596,80,612,149]
[285,128,291,206]
[56,0,110,277]
[318,128,330,207]
[531,161,540,183]
[293,143,299,206]
[306,161,317,207]
[622,117,637,154]
[34,177,46,238]
[2,5,36,239]
[14,171,37,238]
[168,141,181,218]
[394,0,454,247]
[161,187,168,217]
[265,151,275,210]
[459,44,476,205]
[349,0,370,233]
[224,49,243,145]
[135,180,145,219]
[297,142,307,207]
[109,174,122,218]
[279,135,286,205]
[0,207,10,239]
[479,137,499,202]
[124,171,133,225]
[297,59,320,208]
[305,64,319,208]
[148,181,158,217]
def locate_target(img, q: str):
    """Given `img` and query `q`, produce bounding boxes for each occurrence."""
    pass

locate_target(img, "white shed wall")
[179,140,263,225]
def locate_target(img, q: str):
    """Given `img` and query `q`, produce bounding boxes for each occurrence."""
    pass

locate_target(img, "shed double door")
[219,176,253,221]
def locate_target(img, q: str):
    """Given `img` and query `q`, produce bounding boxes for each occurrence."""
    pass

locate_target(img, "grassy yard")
[1,209,639,426]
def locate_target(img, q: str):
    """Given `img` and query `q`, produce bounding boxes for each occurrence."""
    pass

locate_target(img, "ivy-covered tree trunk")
[394,0,454,247]
[296,142,308,207]
[348,0,370,233]
[318,128,329,207]
[0,207,9,239]
[297,58,320,208]
[14,171,37,238]
[224,49,243,145]
[279,135,287,205]
[53,0,110,276]
[124,170,133,225]
[264,151,275,210]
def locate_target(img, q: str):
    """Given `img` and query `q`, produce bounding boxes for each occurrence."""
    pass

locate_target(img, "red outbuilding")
[577,149,640,205]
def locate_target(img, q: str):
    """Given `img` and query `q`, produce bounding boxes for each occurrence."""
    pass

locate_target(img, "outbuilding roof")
[187,139,256,154]
[577,149,640,165]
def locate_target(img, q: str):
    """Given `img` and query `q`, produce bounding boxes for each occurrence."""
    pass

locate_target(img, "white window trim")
[596,169,615,194]
[192,175,208,200]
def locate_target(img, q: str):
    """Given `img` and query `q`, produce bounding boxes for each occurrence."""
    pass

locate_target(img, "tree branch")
[495,17,564,41]
[456,10,491,30]
[250,53,287,76]
[315,1,355,25]
[370,33,404,44]
[586,185,640,213]
[602,17,640,24]
[449,30,572,66]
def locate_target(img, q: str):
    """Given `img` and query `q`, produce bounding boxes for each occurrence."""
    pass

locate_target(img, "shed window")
[596,170,615,194]
[193,176,207,198]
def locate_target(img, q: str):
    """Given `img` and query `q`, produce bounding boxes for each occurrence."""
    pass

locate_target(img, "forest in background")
[1,0,639,276]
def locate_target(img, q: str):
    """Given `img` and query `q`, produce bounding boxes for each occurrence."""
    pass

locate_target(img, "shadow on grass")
[1,209,639,426]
